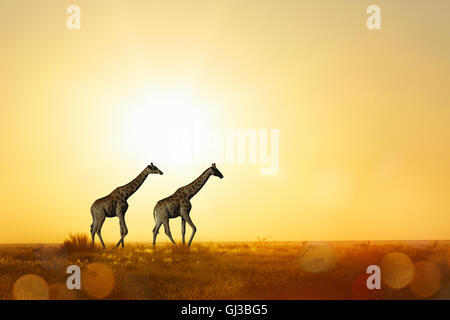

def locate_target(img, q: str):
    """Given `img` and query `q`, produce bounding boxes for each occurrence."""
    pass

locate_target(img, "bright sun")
[115,87,214,163]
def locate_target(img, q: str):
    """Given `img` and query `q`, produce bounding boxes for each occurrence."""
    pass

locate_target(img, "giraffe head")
[147,163,163,175]
[210,163,224,179]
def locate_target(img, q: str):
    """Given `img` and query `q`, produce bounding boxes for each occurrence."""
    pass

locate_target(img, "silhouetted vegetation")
[63,233,94,253]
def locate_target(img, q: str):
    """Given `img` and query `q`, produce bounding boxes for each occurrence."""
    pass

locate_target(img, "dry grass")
[0,240,449,300]
[63,233,94,253]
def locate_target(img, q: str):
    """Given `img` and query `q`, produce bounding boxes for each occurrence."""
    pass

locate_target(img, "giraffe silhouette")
[152,163,223,246]
[90,163,163,248]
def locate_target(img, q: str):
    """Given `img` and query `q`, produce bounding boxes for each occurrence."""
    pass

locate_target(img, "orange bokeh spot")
[82,263,115,299]
[13,274,49,300]
[380,252,414,289]
[409,261,441,298]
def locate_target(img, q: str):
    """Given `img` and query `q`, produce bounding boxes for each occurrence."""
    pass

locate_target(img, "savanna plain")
[1,234,449,300]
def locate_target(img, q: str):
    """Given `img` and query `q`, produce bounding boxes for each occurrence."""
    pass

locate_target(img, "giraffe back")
[154,189,190,219]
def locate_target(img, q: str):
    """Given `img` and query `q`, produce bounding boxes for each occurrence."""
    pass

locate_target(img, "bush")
[63,233,94,253]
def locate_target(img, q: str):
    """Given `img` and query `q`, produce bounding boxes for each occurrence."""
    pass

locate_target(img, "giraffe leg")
[184,215,197,247]
[181,218,186,245]
[121,220,128,248]
[117,225,124,248]
[95,217,106,248]
[90,205,103,247]
[97,231,106,248]
[163,220,176,245]
[114,202,129,248]
[116,216,128,248]
[153,220,162,246]
[90,221,96,244]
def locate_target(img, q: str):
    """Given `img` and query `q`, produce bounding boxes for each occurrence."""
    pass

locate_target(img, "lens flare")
[82,263,115,299]
[13,274,49,300]
[380,252,414,289]
[298,244,337,273]
[409,261,441,298]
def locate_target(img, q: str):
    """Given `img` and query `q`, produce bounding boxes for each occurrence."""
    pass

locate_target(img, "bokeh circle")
[380,252,414,289]
[13,274,49,300]
[409,261,441,298]
[82,262,115,299]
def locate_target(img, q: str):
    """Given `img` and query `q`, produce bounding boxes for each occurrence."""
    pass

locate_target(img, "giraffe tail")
[152,207,159,234]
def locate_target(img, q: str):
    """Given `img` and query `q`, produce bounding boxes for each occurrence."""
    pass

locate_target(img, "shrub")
[63,233,94,253]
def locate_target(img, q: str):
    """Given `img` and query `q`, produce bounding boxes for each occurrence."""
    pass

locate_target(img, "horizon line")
[1,239,449,247]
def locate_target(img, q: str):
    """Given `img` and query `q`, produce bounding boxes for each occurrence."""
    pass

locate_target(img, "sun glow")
[115,86,214,163]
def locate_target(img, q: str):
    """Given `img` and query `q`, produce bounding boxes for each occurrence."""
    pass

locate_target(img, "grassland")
[0,236,449,300]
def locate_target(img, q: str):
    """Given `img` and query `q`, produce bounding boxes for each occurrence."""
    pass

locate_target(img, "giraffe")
[152,163,223,246]
[90,163,163,248]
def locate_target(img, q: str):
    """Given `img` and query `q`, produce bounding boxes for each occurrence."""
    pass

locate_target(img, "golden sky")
[1,0,449,243]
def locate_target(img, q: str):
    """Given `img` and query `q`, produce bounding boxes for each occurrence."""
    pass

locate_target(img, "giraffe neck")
[118,167,150,200]
[181,169,212,200]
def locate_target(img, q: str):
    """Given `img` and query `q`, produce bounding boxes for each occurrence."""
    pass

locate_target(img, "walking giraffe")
[152,163,224,246]
[90,163,163,248]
